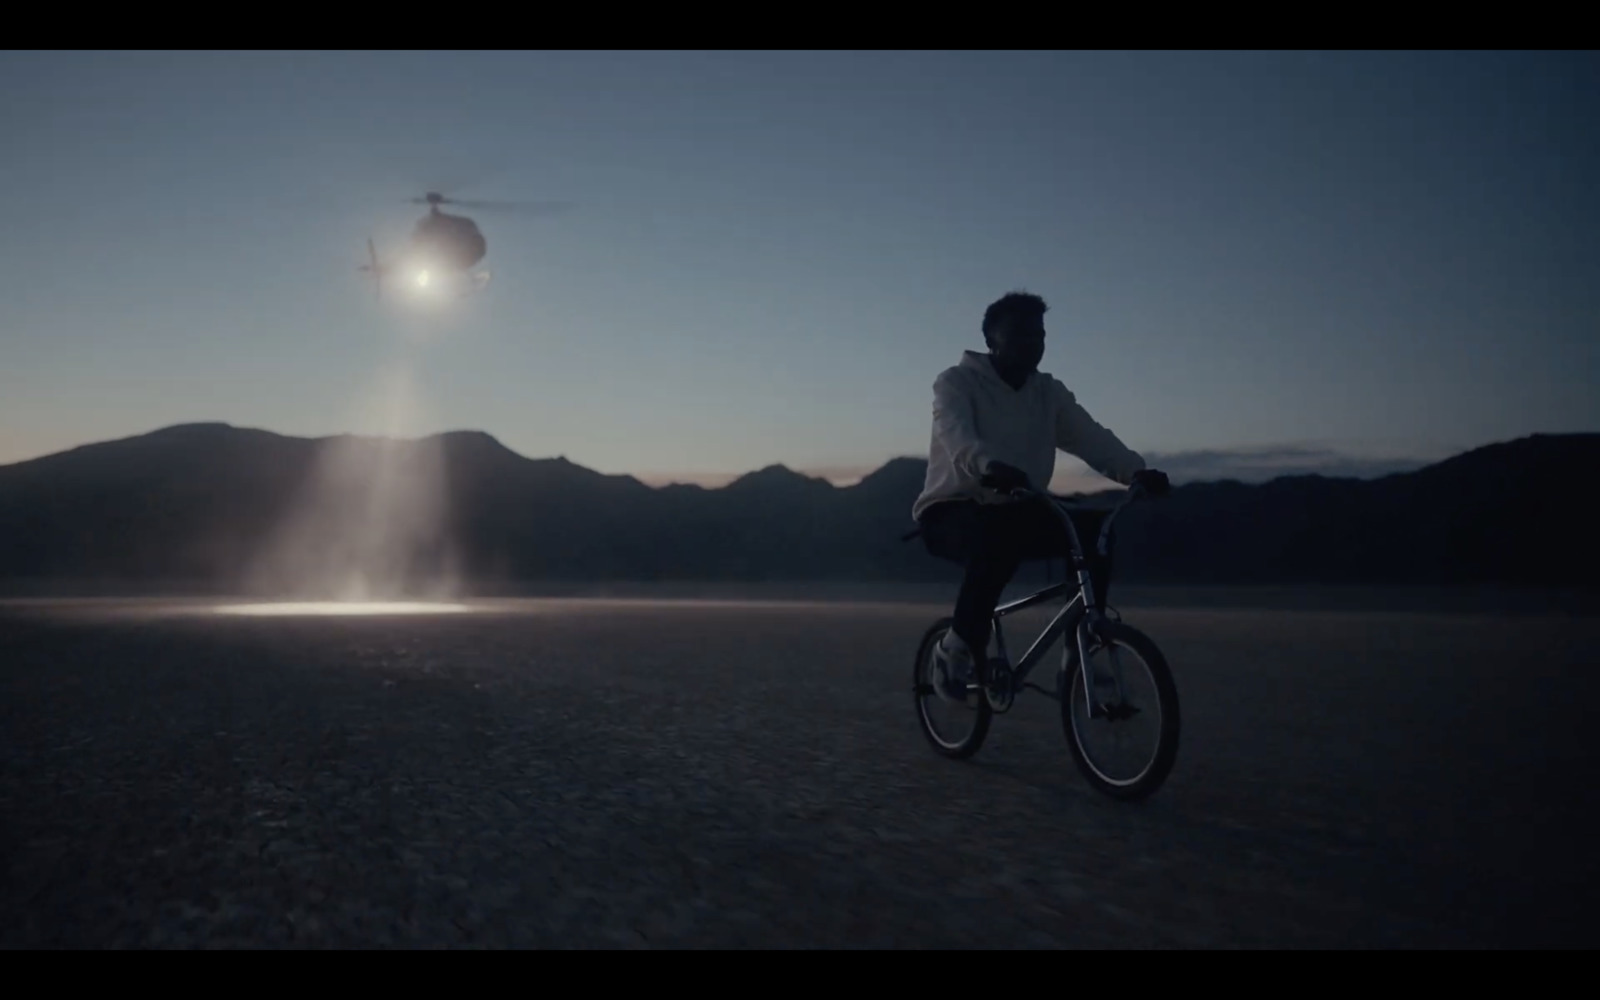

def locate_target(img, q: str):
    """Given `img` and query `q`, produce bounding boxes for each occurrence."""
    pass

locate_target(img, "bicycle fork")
[1072,566,1127,716]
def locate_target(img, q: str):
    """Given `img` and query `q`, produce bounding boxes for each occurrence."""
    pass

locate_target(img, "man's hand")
[1131,468,1171,497]
[980,460,1032,493]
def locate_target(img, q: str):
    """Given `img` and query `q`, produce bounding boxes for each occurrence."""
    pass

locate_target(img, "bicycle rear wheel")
[1059,620,1179,800]
[913,617,991,759]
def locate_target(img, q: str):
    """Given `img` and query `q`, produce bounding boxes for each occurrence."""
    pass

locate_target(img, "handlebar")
[993,475,1153,508]
[992,478,1158,558]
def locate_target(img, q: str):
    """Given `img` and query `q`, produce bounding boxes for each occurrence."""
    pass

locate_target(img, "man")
[912,290,1169,701]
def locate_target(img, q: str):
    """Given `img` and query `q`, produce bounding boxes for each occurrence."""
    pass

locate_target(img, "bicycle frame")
[985,484,1146,706]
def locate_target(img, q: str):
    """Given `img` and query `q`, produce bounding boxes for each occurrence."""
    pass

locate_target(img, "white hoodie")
[912,350,1147,521]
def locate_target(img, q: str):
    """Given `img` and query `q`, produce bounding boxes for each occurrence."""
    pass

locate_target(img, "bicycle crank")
[983,657,1016,712]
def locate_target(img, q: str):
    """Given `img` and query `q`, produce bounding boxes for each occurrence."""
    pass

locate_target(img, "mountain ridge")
[0,420,1498,494]
[1,423,1594,595]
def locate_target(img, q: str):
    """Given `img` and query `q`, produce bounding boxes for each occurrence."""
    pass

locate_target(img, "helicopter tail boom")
[358,237,382,301]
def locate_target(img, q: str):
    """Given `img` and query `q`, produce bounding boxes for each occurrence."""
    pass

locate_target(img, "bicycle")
[907,480,1180,801]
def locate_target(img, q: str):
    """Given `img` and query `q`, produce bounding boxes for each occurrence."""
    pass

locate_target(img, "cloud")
[1140,444,1436,484]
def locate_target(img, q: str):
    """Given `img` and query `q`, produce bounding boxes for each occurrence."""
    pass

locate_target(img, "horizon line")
[2,419,1581,488]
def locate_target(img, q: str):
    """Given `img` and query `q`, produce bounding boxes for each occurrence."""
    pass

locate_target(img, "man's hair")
[982,290,1048,343]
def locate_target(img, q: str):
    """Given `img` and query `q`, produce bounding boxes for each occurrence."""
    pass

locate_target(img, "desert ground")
[3,587,1596,948]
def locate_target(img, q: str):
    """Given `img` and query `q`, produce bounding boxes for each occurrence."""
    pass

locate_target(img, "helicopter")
[359,190,568,302]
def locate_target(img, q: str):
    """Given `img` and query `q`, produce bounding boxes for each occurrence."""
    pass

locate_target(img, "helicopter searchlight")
[356,190,571,303]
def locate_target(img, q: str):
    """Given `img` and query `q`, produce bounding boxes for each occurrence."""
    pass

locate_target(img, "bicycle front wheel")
[1059,620,1180,800]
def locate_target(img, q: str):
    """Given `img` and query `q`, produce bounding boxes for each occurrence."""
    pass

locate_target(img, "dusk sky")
[2,50,1595,486]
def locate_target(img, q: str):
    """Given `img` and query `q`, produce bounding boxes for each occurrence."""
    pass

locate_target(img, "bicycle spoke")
[1069,640,1163,786]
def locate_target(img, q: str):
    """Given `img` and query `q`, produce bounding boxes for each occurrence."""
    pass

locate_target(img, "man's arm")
[931,368,994,481]
[1053,380,1146,486]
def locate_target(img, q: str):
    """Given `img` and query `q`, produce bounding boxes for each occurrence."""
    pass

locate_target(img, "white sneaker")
[932,631,974,702]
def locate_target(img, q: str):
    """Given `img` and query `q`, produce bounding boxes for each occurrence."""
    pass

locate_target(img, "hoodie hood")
[960,349,1041,390]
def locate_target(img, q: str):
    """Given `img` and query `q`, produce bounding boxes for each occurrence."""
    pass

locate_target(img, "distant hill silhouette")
[0,423,1594,596]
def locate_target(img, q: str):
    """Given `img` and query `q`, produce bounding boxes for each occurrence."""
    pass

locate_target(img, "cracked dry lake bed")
[3,593,1597,948]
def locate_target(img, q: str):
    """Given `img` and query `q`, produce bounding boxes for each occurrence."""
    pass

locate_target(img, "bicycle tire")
[913,616,992,759]
[1059,620,1180,800]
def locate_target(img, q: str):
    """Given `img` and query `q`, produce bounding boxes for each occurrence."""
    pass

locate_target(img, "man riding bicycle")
[912,290,1170,701]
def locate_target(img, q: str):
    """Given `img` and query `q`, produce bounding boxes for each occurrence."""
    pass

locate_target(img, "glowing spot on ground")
[213,602,472,616]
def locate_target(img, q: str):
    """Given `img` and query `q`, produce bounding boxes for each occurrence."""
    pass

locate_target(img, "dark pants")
[920,499,1113,657]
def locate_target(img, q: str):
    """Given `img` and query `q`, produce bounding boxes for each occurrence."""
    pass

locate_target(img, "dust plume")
[241,334,463,601]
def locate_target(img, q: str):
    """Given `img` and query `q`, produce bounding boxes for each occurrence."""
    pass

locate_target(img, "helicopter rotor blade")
[456,198,573,215]
[409,195,573,216]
